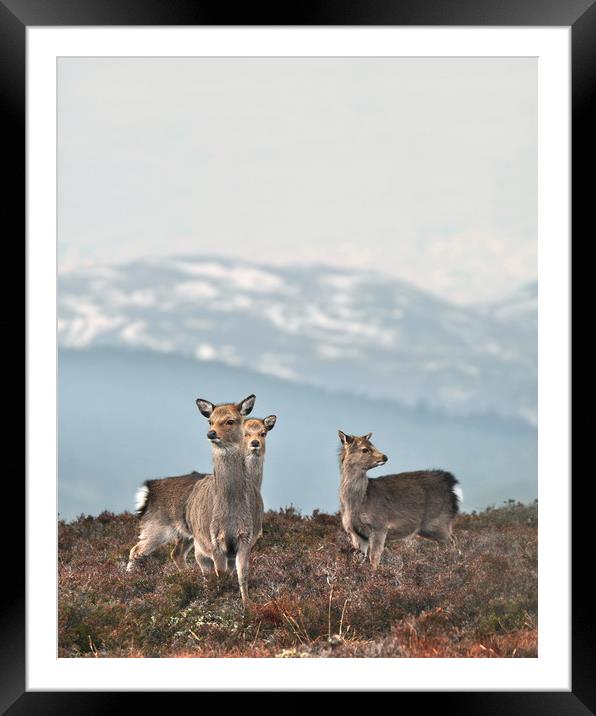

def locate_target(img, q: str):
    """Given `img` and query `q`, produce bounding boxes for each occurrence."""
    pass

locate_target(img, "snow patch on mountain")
[58,256,537,423]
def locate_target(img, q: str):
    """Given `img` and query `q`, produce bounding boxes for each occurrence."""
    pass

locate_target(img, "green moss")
[477,597,537,635]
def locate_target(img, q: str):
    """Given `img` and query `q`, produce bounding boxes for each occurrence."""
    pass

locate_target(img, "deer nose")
[250,440,260,448]
[207,430,217,440]
[381,455,388,462]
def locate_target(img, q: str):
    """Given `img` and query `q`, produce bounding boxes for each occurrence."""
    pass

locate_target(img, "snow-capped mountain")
[58,256,537,425]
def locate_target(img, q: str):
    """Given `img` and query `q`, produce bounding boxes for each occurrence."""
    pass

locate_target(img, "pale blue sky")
[58,57,536,304]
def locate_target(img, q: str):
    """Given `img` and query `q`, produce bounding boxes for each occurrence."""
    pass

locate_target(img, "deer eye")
[227,419,235,425]
[362,448,369,453]
[261,431,266,437]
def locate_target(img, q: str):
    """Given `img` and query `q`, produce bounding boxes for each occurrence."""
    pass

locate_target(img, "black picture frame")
[9,0,588,710]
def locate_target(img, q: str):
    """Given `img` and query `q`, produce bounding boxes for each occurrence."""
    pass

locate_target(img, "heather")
[58,501,537,658]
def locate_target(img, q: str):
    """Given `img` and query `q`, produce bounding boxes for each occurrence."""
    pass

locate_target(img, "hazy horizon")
[58,57,537,305]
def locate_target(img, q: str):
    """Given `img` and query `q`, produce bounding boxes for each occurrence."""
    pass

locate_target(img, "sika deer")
[159,415,277,569]
[186,395,262,605]
[338,431,462,570]
[243,415,276,490]
[126,471,205,571]
[126,394,256,574]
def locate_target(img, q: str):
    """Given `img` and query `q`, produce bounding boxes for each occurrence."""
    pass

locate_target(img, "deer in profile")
[185,394,263,606]
[128,414,278,572]
[338,431,462,570]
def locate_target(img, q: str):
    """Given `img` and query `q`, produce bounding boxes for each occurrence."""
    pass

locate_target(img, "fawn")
[338,431,462,569]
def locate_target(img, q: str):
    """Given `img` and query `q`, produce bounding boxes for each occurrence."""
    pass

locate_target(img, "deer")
[126,395,260,575]
[126,470,206,572]
[184,394,264,606]
[127,414,278,572]
[242,415,277,491]
[338,431,462,570]
[170,415,277,569]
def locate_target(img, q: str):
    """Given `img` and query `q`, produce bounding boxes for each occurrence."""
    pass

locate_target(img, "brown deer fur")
[126,472,204,572]
[129,415,277,572]
[242,415,276,491]
[127,394,259,601]
[185,394,261,604]
[338,431,461,569]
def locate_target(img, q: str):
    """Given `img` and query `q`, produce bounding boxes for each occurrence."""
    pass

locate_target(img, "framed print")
[9,0,589,710]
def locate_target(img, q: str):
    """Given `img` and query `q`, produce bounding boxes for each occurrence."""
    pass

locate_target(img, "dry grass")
[58,500,537,658]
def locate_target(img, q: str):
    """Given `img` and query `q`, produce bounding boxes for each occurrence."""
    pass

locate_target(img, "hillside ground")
[58,501,537,658]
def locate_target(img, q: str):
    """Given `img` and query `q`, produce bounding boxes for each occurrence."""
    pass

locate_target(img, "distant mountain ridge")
[478,281,537,326]
[58,256,537,425]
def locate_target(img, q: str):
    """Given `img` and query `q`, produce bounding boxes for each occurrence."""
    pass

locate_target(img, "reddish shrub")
[58,502,537,658]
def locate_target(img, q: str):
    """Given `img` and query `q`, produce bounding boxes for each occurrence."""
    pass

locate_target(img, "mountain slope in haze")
[479,281,537,327]
[58,347,536,522]
[58,256,536,424]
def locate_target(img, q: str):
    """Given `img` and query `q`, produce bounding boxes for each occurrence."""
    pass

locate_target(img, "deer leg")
[369,529,387,571]
[348,529,369,557]
[197,555,215,576]
[126,527,169,572]
[183,538,195,563]
[359,538,369,558]
[211,549,228,577]
[169,539,182,568]
[194,540,215,577]
[170,537,193,571]
[127,543,143,572]
[418,525,455,555]
[235,541,252,608]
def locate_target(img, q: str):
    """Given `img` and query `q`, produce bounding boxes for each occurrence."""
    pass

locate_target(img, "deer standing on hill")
[338,431,462,570]
[126,415,277,572]
[171,414,277,568]
[184,394,263,605]
[174,414,277,569]
[126,471,205,572]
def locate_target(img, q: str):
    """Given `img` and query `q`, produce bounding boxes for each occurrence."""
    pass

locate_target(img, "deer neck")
[339,462,369,515]
[211,445,246,502]
[244,451,264,487]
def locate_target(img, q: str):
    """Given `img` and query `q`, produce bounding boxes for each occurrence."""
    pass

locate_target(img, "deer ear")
[364,432,373,441]
[237,394,256,416]
[196,398,215,418]
[264,415,277,431]
[338,430,354,445]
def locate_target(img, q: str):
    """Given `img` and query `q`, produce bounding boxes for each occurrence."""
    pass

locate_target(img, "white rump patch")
[453,485,464,504]
[134,485,149,513]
